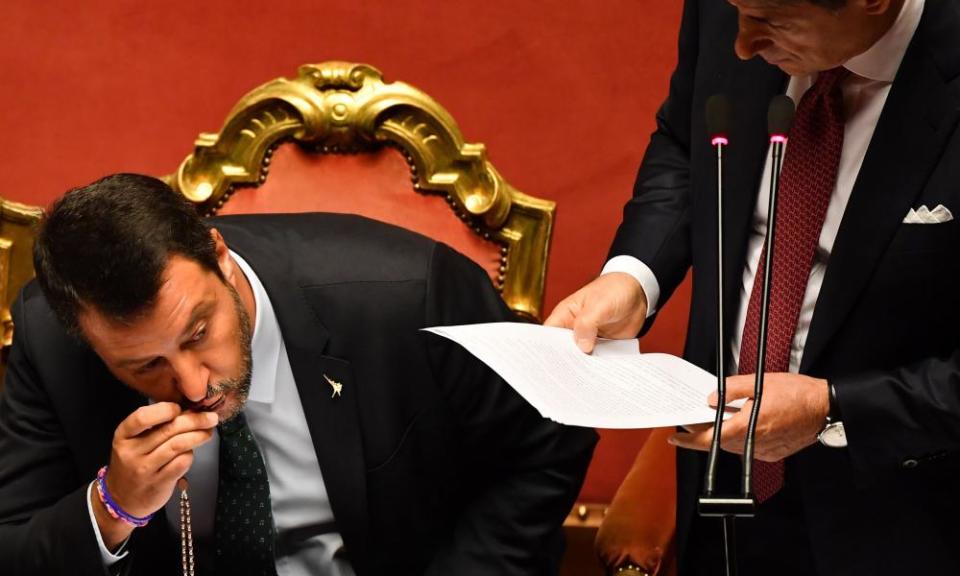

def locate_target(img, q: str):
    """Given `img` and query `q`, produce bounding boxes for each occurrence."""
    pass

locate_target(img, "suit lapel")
[801,12,960,372]
[226,237,370,564]
[284,348,369,563]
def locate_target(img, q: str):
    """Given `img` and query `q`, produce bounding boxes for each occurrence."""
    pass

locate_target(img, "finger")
[118,403,182,438]
[156,451,196,483]
[571,314,600,354]
[707,388,752,408]
[544,296,580,329]
[146,428,215,472]
[716,410,752,454]
[571,292,620,353]
[720,375,761,402]
[669,428,714,452]
[135,411,218,454]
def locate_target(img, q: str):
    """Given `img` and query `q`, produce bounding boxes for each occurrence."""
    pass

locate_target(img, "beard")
[197,283,253,423]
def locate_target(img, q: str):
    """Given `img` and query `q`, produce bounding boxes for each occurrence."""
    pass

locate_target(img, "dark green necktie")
[215,411,279,576]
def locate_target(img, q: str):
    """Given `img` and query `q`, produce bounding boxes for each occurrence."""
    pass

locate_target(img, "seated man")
[0,173,596,576]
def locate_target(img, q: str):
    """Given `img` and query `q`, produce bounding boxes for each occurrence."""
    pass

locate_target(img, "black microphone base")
[698,496,756,518]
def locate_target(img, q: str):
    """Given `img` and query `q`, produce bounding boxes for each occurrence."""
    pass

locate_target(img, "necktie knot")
[218,411,248,437]
[807,66,850,99]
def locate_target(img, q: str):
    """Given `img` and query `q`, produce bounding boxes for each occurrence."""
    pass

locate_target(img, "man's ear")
[210,228,236,282]
[858,0,893,16]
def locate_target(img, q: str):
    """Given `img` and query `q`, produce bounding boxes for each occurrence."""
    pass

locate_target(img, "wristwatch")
[817,382,847,448]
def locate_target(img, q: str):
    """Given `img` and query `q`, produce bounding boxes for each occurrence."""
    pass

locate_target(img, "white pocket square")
[903,204,953,224]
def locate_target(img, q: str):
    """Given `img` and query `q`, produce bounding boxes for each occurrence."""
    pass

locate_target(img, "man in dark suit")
[0,174,596,575]
[548,0,960,574]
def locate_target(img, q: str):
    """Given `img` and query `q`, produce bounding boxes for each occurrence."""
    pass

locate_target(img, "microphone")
[703,94,731,499]
[741,95,796,498]
[767,95,796,143]
[706,94,732,146]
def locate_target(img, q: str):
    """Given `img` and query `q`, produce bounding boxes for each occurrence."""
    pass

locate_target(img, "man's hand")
[92,403,218,549]
[669,373,830,461]
[544,272,648,353]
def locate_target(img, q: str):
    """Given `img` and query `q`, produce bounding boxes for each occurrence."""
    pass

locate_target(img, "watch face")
[819,421,847,448]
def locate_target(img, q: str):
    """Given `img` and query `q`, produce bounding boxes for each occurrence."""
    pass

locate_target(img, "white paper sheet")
[425,322,731,429]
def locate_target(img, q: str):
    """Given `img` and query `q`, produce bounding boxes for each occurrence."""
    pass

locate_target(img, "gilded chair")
[0,199,45,385]
[164,62,554,321]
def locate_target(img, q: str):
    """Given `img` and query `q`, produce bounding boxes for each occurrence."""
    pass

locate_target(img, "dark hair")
[34,173,223,335]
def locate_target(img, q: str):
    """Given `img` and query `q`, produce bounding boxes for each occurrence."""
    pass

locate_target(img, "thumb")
[571,292,619,353]
[707,375,757,406]
[571,314,599,354]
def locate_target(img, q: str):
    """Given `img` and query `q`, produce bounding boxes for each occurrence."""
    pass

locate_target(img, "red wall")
[0,0,686,502]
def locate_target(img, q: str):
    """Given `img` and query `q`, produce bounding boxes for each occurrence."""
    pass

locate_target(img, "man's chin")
[761,55,809,76]
[213,394,245,423]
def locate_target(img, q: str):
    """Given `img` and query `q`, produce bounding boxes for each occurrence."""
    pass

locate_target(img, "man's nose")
[734,16,770,60]
[171,354,209,403]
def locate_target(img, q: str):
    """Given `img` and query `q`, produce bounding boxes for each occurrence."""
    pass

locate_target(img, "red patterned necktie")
[737,67,849,502]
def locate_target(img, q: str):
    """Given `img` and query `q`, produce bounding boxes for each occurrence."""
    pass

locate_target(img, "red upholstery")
[596,427,677,575]
[216,142,503,283]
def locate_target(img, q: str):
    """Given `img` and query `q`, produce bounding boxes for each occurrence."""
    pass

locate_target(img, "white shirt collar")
[230,250,280,405]
[844,0,924,82]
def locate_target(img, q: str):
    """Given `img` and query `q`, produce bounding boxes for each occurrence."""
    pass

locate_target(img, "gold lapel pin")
[324,374,343,398]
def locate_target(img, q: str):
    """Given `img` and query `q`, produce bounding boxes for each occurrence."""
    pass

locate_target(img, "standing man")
[0,174,597,575]
[548,0,960,574]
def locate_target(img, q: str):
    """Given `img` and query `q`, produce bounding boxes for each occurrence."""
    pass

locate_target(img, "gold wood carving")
[165,62,555,320]
[0,198,44,384]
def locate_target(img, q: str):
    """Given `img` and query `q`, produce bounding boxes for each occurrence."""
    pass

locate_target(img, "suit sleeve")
[0,291,110,576]
[832,351,960,475]
[421,243,598,576]
[608,0,700,324]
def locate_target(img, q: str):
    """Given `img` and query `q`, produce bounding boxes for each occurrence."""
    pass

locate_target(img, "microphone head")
[767,95,796,139]
[705,94,732,141]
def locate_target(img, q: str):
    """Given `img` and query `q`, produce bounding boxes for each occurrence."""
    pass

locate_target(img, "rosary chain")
[179,480,195,576]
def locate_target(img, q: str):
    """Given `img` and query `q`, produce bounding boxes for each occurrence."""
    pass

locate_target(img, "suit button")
[902,458,919,469]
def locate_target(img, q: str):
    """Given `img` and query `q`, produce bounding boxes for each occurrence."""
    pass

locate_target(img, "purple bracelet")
[95,466,154,528]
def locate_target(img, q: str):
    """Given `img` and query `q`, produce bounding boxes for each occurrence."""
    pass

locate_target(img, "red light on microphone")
[711,136,729,146]
[770,134,788,144]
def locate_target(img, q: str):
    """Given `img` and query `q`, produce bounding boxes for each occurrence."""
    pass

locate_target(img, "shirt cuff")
[86,481,131,567]
[602,255,660,318]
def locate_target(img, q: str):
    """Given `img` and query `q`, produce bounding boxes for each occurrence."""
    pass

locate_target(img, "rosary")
[178,478,195,576]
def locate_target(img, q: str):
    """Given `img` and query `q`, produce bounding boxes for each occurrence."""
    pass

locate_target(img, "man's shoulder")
[919,0,960,85]
[212,212,446,286]
[10,280,91,368]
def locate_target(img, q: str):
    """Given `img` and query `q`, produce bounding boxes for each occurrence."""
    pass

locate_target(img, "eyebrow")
[117,299,216,369]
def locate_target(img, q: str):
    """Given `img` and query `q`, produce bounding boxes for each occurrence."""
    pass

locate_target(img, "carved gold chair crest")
[0,200,44,382]
[164,62,555,321]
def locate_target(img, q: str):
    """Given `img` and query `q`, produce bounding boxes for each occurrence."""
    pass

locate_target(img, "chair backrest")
[0,199,44,384]
[164,62,555,321]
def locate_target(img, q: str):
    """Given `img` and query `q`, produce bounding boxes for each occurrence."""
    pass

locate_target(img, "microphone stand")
[742,95,795,497]
[698,105,752,576]
[698,95,795,576]
[742,131,786,497]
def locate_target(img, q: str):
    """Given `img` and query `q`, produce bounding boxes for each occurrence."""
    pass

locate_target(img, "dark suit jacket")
[609,0,960,573]
[0,213,597,576]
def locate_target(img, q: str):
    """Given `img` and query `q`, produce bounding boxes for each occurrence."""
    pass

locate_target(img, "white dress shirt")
[604,0,923,373]
[92,251,354,575]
